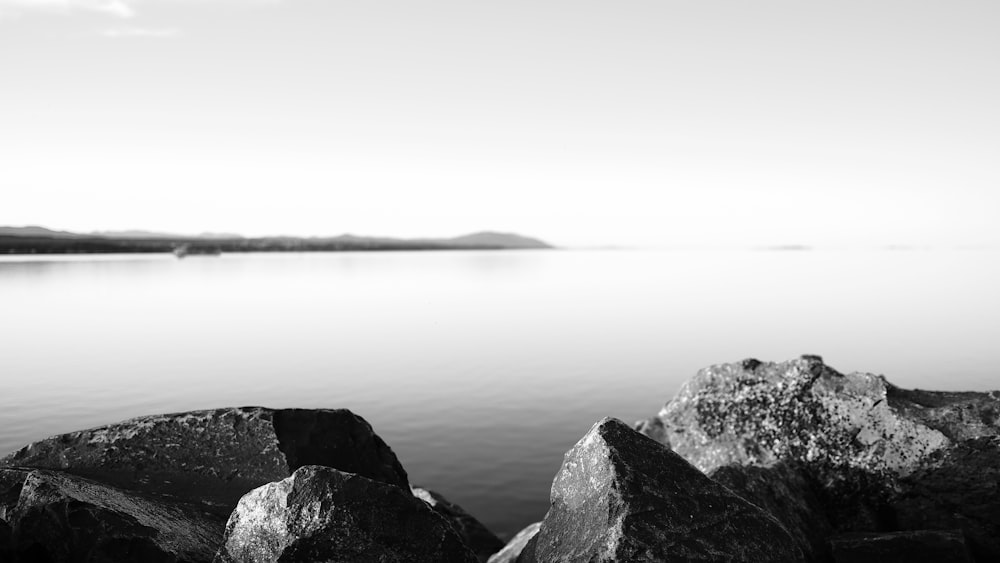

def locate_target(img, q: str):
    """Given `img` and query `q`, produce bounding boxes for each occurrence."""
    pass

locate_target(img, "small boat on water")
[172,243,222,258]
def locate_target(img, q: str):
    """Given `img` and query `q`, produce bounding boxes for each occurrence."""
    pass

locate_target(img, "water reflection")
[1,249,998,535]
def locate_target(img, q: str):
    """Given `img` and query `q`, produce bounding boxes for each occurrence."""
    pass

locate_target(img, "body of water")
[1,248,998,537]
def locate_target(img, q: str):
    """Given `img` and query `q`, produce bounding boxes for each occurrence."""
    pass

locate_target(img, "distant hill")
[0,226,86,238]
[90,230,245,240]
[442,231,550,249]
[0,226,552,254]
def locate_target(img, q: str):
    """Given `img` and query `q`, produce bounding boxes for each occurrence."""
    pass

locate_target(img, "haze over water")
[1,248,998,536]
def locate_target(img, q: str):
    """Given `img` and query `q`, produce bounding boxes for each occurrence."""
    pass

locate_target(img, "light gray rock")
[412,486,504,562]
[520,418,802,563]
[654,356,991,477]
[486,522,539,563]
[214,465,478,563]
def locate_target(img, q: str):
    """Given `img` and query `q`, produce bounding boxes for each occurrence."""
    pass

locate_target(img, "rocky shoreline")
[1,356,997,562]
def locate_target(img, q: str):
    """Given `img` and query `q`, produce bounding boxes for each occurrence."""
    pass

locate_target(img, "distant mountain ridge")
[0,226,87,238]
[89,230,246,240]
[0,226,552,254]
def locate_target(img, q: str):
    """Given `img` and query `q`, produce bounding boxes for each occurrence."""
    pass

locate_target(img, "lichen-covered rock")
[654,356,999,477]
[647,356,1000,562]
[829,530,973,563]
[485,522,539,563]
[412,487,504,562]
[892,437,1000,561]
[214,465,478,563]
[710,462,834,562]
[1,467,223,562]
[0,407,409,510]
[520,418,802,563]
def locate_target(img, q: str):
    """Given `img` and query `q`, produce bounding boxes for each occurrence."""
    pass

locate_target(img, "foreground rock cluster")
[0,408,491,562]
[1,356,997,562]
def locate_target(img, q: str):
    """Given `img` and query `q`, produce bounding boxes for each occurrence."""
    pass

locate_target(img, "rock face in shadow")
[891,437,1000,561]
[412,487,504,562]
[829,530,974,563]
[639,356,1000,562]
[710,462,834,562]
[0,407,409,510]
[1,467,223,562]
[486,522,540,563]
[0,518,11,561]
[214,465,478,563]
[520,418,802,563]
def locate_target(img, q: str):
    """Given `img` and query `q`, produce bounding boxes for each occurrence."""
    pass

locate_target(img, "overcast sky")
[1,0,997,247]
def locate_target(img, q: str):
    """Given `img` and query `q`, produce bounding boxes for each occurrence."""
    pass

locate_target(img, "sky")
[1,0,998,247]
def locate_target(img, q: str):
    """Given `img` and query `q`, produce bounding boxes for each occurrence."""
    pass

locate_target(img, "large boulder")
[646,356,999,477]
[638,356,1000,562]
[412,486,504,562]
[1,407,409,510]
[486,522,539,563]
[520,418,802,563]
[1,467,223,562]
[214,465,478,563]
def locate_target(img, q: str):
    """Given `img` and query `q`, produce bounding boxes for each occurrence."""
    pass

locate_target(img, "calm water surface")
[1,249,998,536]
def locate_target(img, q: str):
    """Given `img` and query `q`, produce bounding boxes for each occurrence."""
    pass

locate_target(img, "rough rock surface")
[0,407,409,509]
[648,356,1000,477]
[891,436,1000,561]
[829,530,973,563]
[214,465,478,563]
[710,462,834,562]
[638,356,1000,562]
[1,467,223,562]
[485,522,539,563]
[520,418,802,563]
[412,486,504,562]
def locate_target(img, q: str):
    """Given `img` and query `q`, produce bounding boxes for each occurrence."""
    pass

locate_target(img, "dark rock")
[892,437,1000,561]
[1,467,223,562]
[521,418,802,563]
[0,467,28,516]
[710,462,834,562]
[214,465,478,563]
[412,487,504,562]
[829,529,973,563]
[486,522,539,563]
[0,518,10,561]
[0,407,409,511]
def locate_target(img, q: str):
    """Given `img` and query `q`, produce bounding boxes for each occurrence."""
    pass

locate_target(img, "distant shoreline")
[0,228,552,255]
